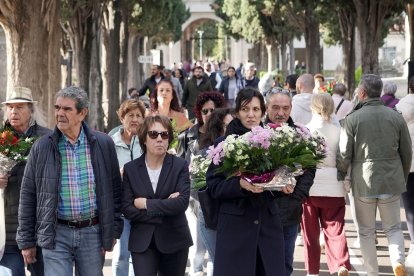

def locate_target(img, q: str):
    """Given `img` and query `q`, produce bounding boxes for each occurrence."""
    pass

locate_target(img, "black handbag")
[197,186,219,230]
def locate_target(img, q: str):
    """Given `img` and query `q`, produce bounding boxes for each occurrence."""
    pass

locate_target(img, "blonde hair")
[311,93,334,121]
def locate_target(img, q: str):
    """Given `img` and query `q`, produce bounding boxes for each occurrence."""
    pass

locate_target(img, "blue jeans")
[193,208,215,276]
[0,245,43,276]
[283,224,299,276]
[111,217,133,276]
[42,223,105,276]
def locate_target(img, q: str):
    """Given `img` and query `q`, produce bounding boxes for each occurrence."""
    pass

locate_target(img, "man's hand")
[101,239,117,255]
[240,178,264,193]
[21,247,37,265]
[0,173,9,189]
[134,197,147,209]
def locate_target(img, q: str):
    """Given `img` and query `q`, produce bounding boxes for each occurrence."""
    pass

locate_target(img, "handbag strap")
[335,98,345,114]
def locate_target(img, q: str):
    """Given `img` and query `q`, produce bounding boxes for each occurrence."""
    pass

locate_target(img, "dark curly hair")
[151,79,182,113]
[199,108,234,149]
[193,91,225,126]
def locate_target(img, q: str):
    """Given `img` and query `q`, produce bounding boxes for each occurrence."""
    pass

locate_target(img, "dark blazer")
[122,153,193,254]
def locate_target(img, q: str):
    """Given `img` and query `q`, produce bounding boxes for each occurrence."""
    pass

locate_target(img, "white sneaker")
[296,234,304,246]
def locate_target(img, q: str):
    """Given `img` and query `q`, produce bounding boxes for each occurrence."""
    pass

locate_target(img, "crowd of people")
[0,60,413,276]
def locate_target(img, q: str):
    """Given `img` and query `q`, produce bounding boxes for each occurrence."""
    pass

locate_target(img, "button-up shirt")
[58,127,97,220]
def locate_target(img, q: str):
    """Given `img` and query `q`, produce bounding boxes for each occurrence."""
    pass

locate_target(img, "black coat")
[206,118,286,276]
[122,154,193,254]
[16,122,123,250]
[264,116,316,226]
[3,122,51,246]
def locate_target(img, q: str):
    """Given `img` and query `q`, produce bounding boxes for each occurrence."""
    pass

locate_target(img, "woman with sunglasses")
[206,88,286,276]
[149,79,192,133]
[122,115,193,276]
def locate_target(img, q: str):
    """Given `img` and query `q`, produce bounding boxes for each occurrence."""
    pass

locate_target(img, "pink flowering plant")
[207,123,327,189]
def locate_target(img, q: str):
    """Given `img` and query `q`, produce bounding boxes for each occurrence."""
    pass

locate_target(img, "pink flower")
[207,141,225,165]
[246,126,272,149]
[268,123,281,129]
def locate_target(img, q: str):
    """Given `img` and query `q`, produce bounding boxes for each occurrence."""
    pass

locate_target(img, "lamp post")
[197,30,204,61]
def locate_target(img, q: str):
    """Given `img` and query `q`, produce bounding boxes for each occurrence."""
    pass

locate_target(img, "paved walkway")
[99,199,412,276]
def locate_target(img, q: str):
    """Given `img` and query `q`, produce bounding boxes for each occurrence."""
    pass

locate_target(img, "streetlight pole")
[197,30,204,61]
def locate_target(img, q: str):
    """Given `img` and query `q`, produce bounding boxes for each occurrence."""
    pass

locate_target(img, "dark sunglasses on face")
[201,108,215,115]
[147,131,169,140]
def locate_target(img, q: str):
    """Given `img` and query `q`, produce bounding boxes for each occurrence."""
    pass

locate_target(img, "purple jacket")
[381,94,399,108]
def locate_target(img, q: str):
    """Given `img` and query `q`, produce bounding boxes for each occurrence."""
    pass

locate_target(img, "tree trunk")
[266,43,272,72]
[280,34,288,79]
[338,7,356,97]
[103,0,121,131]
[0,0,61,128]
[119,0,130,101]
[353,0,394,74]
[289,38,295,75]
[65,0,104,129]
[304,5,321,75]
[127,33,141,89]
[407,4,414,59]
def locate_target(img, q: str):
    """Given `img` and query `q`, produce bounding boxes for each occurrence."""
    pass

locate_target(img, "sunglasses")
[268,87,291,95]
[147,131,169,140]
[201,108,215,115]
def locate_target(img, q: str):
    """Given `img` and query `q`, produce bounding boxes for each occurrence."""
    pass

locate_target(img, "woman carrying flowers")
[206,88,286,276]
[0,87,51,276]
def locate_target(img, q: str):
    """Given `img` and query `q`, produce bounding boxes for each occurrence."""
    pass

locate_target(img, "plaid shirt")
[57,127,97,220]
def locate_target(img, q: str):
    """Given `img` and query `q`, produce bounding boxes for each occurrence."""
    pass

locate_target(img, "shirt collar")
[62,126,85,146]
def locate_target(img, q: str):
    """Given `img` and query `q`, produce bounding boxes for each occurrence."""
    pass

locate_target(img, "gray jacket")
[336,98,412,197]
[16,122,123,250]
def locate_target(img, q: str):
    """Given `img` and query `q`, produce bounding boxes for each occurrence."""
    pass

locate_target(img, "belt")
[57,216,99,228]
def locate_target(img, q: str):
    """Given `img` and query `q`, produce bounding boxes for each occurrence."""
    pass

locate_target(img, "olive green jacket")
[336,98,412,197]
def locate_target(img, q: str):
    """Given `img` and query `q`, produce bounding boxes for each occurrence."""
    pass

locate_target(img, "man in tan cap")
[0,86,51,276]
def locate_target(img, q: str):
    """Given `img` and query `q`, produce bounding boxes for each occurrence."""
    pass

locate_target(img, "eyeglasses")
[201,108,215,115]
[147,131,169,140]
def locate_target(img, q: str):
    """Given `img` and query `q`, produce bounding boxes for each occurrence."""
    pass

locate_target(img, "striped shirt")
[57,127,97,220]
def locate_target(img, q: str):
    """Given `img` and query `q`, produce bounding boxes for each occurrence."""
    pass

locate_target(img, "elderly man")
[291,74,314,125]
[17,86,123,276]
[264,88,315,276]
[337,74,412,276]
[0,87,51,276]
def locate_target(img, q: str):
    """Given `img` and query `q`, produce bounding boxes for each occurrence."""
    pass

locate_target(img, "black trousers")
[131,237,189,276]
[402,172,414,243]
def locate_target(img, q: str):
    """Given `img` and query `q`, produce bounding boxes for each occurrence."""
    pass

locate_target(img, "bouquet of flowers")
[319,80,337,95]
[190,154,211,190]
[207,123,327,190]
[0,129,36,174]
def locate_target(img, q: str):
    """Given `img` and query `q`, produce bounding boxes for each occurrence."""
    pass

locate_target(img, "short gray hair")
[332,83,347,96]
[382,81,397,95]
[359,74,382,98]
[56,86,89,113]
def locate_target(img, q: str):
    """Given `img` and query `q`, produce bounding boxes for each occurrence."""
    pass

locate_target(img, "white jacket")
[307,114,346,197]
[291,93,313,125]
[396,94,414,172]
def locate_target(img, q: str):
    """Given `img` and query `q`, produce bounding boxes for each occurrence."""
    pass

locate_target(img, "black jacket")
[122,154,193,254]
[16,122,123,250]
[138,74,165,97]
[3,122,51,246]
[264,116,316,226]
